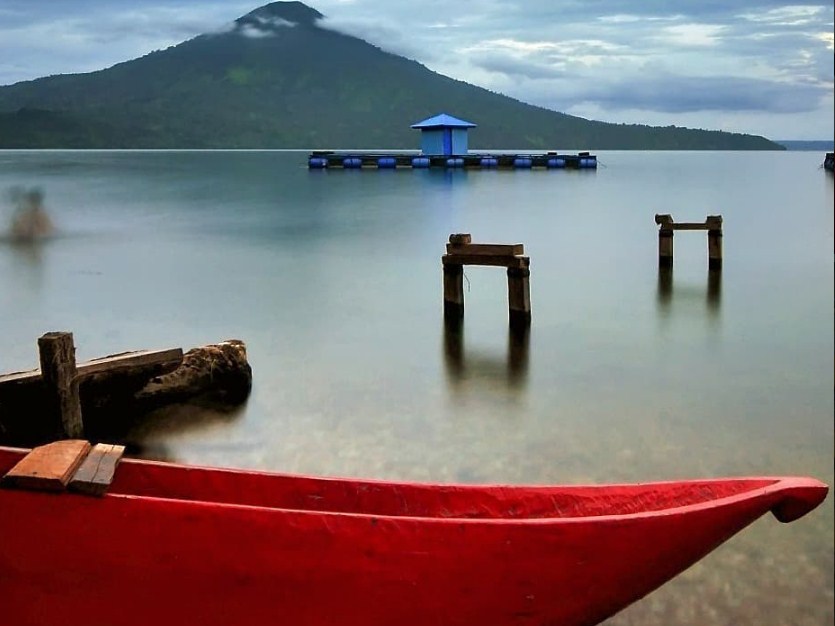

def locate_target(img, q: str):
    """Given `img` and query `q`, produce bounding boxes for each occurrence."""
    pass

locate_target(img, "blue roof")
[410,113,477,129]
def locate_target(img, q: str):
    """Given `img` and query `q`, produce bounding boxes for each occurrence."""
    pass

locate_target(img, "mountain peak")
[234,2,324,33]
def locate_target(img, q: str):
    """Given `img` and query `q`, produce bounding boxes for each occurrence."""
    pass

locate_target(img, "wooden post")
[507,266,531,328]
[707,215,723,270]
[37,331,84,439]
[443,264,465,321]
[443,234,470,321]
[654,214,674,268]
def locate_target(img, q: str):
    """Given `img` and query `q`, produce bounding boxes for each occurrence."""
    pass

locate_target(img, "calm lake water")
[1,149,832,624]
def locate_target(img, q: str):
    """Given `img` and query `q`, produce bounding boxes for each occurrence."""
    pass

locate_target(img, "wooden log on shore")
[134,340,252,409]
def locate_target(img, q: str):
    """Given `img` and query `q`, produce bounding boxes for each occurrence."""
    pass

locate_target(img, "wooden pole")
[443,264,465,321]
[507,265,531,328]
[37,331,84,439]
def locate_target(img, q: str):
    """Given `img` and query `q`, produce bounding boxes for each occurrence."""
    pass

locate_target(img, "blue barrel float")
[546,157,566,168]
[446,158,464,168]
[308,156,328,169]
[513,157,533,169]
[579,156,597,169]
[412,156,430,168]
[377,157,397,169]
[480,156,498,168]
[342,156,362,168]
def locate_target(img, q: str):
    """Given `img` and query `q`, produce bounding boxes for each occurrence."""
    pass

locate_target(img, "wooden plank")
[69,443,125,496]
[0,369,40,386]
[1,440,91,492]
[79,348,184,380]
[446,243,524,256]
[670,223,711,231]
[0,348,184,389]
[442,254,529,269]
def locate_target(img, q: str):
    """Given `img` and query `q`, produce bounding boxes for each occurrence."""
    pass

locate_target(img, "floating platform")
[308,151,597,170]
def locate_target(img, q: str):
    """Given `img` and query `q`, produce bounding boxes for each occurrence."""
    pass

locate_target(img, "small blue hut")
[411,113,477,156]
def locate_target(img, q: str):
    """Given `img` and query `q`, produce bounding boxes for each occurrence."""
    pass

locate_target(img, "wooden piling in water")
[706,216,723,270]
[37,331,84,439]
[507,267,531,328]
[443,264,465,321]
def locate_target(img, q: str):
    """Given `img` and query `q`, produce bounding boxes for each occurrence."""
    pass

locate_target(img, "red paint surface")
[0,446,827,626]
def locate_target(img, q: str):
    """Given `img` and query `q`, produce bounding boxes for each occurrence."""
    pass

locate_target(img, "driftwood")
[134,340,252,409]
[0,338,251,447]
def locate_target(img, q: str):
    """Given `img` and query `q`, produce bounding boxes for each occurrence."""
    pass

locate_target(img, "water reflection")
[442,319,529,391]
[120,400,248,460]
[656,267,722,321]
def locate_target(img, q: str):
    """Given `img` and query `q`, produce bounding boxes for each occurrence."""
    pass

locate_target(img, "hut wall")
[451,128,469,155]
[420,130,445,155]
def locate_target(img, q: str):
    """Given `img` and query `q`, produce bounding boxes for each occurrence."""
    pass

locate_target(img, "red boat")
[0,442,827,626]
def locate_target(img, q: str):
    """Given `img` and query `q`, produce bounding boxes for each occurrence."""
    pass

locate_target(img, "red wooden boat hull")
[0,446,826,626]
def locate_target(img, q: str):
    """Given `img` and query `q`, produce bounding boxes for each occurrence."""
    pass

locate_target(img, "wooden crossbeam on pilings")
[442,233,531,327]
[654,214,723,270]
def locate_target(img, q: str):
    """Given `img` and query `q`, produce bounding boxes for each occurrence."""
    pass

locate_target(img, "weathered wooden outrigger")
[0,332,252,446]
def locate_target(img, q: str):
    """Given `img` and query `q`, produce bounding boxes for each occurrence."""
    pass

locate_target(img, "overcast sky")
[1,1,832,140]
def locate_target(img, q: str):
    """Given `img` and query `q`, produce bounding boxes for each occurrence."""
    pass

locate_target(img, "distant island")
[774,140,834,151]
[0,2,783,151]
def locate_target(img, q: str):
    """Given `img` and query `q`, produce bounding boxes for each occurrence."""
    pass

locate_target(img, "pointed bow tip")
[770,478,829,523]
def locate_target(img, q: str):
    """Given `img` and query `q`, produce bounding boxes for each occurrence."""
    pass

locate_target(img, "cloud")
[652,23,727,47]
[538,73,828,115]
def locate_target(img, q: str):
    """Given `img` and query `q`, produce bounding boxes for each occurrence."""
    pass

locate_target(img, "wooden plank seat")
[1,440,124,496]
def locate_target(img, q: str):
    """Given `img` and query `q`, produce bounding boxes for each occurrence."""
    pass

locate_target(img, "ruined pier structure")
[655,214,723,270]
[442,234,531,328]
